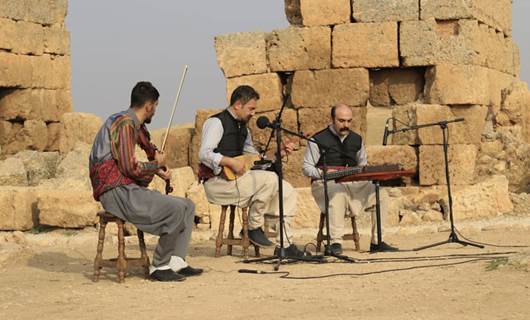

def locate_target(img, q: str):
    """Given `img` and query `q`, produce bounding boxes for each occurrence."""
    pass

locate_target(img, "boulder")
[13,150,60,185]
[37,190,101,228]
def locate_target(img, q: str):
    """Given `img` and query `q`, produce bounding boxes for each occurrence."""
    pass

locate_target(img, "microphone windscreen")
[256,116,270,129]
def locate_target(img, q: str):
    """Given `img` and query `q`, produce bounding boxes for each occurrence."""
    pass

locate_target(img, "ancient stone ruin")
[0,0,529,234]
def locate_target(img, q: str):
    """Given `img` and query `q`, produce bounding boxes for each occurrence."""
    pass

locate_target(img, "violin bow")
[162,65,189,151]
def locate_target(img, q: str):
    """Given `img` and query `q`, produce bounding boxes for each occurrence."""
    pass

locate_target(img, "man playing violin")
[198,85,307,258]
[89,81,202,282]
[302,103,399,254]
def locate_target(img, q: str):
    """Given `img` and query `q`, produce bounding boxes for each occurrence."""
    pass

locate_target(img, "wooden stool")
[316,212,360,252]
[93,211,150,283]
[215,205,260,259]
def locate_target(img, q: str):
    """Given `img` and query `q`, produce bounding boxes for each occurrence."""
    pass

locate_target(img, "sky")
[66,1,530,130]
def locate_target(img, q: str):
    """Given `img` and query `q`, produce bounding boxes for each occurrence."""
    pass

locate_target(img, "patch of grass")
[29,225,54,234]
[486,257,509,271]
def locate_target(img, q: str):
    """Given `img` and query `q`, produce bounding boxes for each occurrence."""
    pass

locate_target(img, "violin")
[138,125,174,195]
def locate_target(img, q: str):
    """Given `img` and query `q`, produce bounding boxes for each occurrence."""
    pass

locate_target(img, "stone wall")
[0,0,73,156]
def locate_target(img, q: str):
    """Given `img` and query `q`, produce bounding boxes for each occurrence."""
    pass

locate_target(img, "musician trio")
[89,82,398,282]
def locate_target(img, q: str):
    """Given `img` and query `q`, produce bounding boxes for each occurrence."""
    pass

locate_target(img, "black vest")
[212,109,248,157]
[313,127,362,167]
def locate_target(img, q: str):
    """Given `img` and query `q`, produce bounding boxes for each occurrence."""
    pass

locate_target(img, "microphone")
[256,116,272,129]
[382,117,392,146]
[238,269,266,274]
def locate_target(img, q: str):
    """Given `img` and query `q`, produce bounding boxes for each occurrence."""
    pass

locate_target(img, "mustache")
[339,128,349,132]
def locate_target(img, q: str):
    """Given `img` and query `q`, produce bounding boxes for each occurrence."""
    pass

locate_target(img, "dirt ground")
[1,218,530,320]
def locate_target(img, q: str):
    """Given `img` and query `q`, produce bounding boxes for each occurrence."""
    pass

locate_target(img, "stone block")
[46,122,61,151]
[333,22,398,68]
[391,104,487,145]
[0,18,44,55]
[283,148,311,188]
[37,190,101,228]
[353,0,419,22]
[299,106,367,140]
[0,52,33,88]
[226,73,283,112]
[150,125,194,168]
[292,187,320,228]
[424,64,490,105]
[20,120,48,151]
[292,69,369,108]
[0,158,28,186]
[0,120,12,145]
[366,145,417,171]
[14,150,60,186]
[0,89,72,122]
[189,109,223,173]
[248,109,298,152]
[452,175,513,219]
[488,69,516,114]
[419,144,477,185]
[284,0,351,26]
[58,112,102,153]
[215,32,268,78]
[0,123,25,155]
[149,167,196,199]
[43,24,70,55]
[369,68,424,106]
[0,187,35,231]
[421,0,512,36]
[268,26,331,72]
[0,0,26,21]
[498,81,530,126]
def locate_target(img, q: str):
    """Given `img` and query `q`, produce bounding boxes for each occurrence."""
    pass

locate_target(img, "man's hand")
[228,157,245,175]
[154,150,166,167]
[280,137,296,158]
[157,167,171,181]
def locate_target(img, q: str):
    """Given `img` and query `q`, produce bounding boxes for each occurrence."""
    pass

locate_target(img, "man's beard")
[144,116,152,124]
[339,128,349,136]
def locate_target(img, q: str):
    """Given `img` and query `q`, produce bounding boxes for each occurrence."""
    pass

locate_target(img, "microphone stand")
[384,117,483,250]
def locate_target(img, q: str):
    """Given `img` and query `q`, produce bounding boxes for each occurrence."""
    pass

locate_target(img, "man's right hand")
[228,157,245,176]
[155,150,166,167]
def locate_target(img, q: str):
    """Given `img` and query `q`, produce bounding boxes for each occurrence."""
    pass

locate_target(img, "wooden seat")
[316,212,360,252]
[215,205,260,259]
[93,211,150,283]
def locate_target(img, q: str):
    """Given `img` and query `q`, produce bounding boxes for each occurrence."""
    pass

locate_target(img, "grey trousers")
[100,184,195,267]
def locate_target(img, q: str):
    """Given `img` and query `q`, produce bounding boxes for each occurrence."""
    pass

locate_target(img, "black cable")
[455,228,530,248]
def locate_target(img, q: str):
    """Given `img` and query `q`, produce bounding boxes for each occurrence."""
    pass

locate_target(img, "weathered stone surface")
[226,73,283,112]
[284,0,350,26]
[292,69,369,108]
[43,24,70,55]
[497,81,530,127]
[189,109,223,173]
[283,148,311,188]
[31,54,71,90]
[37,190,101,228]
[0,89,72,122]
[248,109,298,151]
[292,187,320,228]
[185,182,215,220]
[0,158,27,186]
[0,18,44,55]
[488,69,516,113]
[55,143,91,188]
[20,120,48,151]
[424,64,490,105]
[0,0,68,25]
[268,26,331,72]
[0,187,35,231]
[421,0,512,36]
[392,104,487,145]
[150,125,194,169]
[0,52,32,88]
[365,106,392,145]
[148,166,196,199]
[366,145,417,171]
[353,0,419,22]
[333,22,398,68]
[369,68,424,106]
[401,19,516,75]
[215,32,268,78]
[45,122,61,151]
[298,106,367,139]
[13,150,60,186]
[419,144,478,185]
[452,175,513,219]
[0,120,12,145]
[59,112,102,154]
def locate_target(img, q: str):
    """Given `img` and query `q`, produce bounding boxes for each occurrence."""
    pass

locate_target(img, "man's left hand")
[157,168,172,181]
[280,138,296,158]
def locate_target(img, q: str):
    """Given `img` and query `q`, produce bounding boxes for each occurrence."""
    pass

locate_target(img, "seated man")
[89,81,202,282]
[302,103,398,254]
[198,85,305,258]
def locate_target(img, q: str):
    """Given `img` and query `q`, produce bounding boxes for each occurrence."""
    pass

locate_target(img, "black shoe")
[370,242,399,253]
[150,269,186,282]
[274,244,311,259]
[177,266,204,277]
[325,243,343,255]
[248,228,274,247]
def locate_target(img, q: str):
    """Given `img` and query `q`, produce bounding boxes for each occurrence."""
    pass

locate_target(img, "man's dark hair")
[130,81,160,108]
[230,85,260,106]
